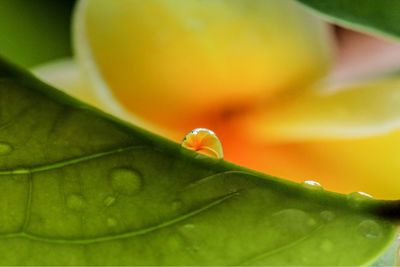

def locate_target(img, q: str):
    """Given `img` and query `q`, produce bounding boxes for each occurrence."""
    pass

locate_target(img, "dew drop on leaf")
[66,194,87,211]
[0,142,12,155]
[110,168,142,196]
[181,128,223,159]
[302,180,323,190]
[320,210,335,222]
[357,219,382,239]
[347,191,373,203]
[103,195,116,207]
[272,209,319,234]
[182,223,195,230]
[107,217,118,227]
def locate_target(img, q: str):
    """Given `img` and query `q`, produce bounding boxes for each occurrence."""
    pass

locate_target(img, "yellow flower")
[33,0,400,199]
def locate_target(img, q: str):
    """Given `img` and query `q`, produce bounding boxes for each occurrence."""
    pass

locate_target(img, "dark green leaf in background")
[296,0,400,39]
[0,0,75,68]
[0,58,398,265]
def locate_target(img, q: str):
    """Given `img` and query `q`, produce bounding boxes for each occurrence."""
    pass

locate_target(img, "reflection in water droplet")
[0,142,12,155]
[358,220,382,239]
[107,217,118,227]
[320,239,333,252]
[110,168,142,196]
[181,128,223,159]
[302,180,323,190]
[320,210,335,222]
[103,195,116,207]
[67,194,87,211]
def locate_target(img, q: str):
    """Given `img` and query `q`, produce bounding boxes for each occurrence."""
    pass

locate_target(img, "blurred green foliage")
[0,0,75,67]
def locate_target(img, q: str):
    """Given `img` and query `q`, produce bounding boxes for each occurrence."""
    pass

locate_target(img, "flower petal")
[222,128,400,199]
[246,79,400,142]
[74,0,333,131]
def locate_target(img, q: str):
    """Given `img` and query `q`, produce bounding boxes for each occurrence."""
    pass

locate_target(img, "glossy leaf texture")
[296,0,400,39]
[0,58,399,265]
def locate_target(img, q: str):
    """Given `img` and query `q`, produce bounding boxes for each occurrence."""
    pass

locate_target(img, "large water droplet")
[0,142,12,155]
[110,168,142,196]
[320,210,335,222]
[358,219,382,239]
[67,194,87,211]
[103,195,116,207]
[181,128,223,159]
[302,180,323,190]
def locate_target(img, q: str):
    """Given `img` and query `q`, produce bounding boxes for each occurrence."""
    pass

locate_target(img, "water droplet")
[181,128,223,159]
[107,217,118,227]
[110,168,142,196]
[347,192,373,205]
[347,192,373,208]
[103,195,116,207]
[320,210,335,222]
[302,180,323,190]
[272,209,318,235]
[0,142,12,155]
[167,234,185,249]
[66,194,87,211]
[358,219,382,239]
[183,223,195,230]
[320,239,333,252]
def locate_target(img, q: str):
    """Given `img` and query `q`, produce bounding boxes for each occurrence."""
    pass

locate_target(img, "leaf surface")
[296,0,400,39]
[0,59,398,265]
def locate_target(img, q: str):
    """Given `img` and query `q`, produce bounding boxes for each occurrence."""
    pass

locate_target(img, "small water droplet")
[302,180,323,190]
[110,168,142,196]
[358,219,382,239]
[347,192,373,203]
[181,128,223,159]
[103,195,116,207]
[167,234,185,249]
[320,239,333,252]
[107,217,118,227]
[0,142,12,155]
[272,209,318,235]
[66,194,87,211]
[183,223,195,230]
[320,210,335,222]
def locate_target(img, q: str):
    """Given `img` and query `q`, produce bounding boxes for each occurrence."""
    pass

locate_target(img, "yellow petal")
[31,59,181,139]
[223,130,400,200]
[74,0,333,131]
[246,79,400,143]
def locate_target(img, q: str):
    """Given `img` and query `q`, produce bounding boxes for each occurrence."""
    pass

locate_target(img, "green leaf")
[0,57,399,265]
[296,0,400,39]
[0,0,75,68]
